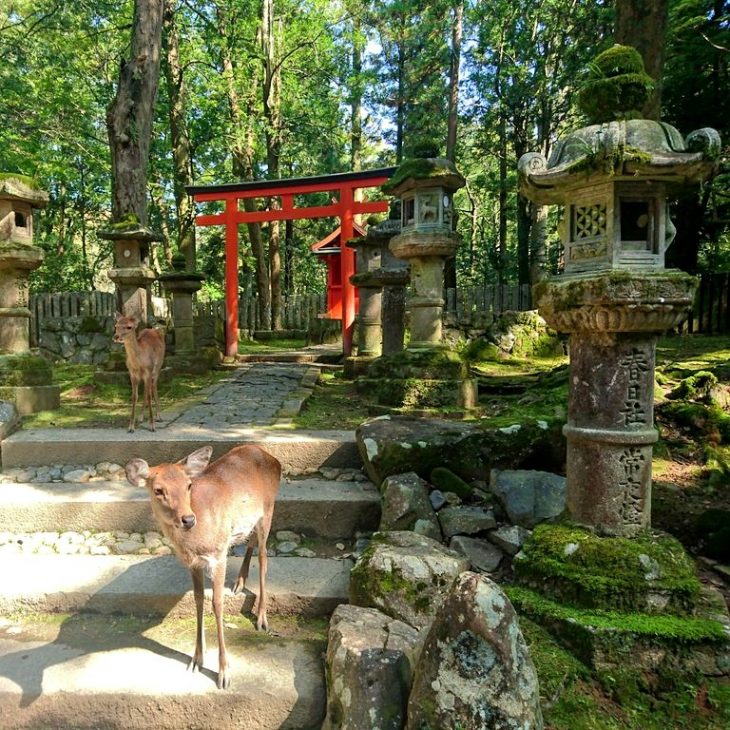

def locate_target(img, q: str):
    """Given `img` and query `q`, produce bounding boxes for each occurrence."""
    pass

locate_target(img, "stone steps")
[1,426,361,472]
[1,553,352,618]
[0,477,380,538]
[0,612,326,729]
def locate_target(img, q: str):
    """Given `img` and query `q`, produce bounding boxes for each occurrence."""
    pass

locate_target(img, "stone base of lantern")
[360,348,476,410]
[0,353,59,414]
[510,523,730,680]
[344,355,377,379]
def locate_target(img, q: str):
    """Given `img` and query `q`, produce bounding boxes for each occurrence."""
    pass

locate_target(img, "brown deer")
[113,312,165,432]
[125,444,281,689]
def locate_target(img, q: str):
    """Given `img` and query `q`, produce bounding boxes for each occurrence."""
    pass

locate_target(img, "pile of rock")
[321,420,567,729]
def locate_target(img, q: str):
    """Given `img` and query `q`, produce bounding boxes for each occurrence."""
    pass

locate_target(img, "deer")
[113,312,165,432]
[125,444,282,689]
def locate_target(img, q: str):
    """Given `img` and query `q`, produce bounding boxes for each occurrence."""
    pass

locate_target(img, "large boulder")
[322,604,420,730]
[406,572,543,730]
[380,472,441,540]
[356,415,565,488]
[490,469,566,528]
[350,531,470,630]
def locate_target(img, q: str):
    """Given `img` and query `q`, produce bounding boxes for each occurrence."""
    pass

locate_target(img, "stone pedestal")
[159,270,209,372]
[375,268,409,355]
[389,231,459,350]
[534,271,697,537]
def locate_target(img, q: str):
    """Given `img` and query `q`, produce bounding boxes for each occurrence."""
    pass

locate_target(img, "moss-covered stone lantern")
[0,174,60,413]
[519,45,721,538]
[99,214,163,325]
[361,150,476,411]
[384,147,465,349]
[510,49,730,688]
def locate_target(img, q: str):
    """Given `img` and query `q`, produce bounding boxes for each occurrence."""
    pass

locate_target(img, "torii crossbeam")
[188,167,395,358]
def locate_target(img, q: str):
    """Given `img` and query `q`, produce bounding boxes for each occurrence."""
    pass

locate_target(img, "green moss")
[78,316,105,334]
[513,524,702,614]
[668,371,718,403]
[430,467,473,499]
[578,45,654,124]
[106,213,141,231]
[659,400,730,444]
[0,353,52,386]
[382,156,462,193]
[0,172,42,190]
[508,586,726,643]
[463,339,502,363]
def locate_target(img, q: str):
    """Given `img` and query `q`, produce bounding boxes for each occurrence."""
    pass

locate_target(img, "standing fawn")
[113,312,165,432]
[125,444,282,689]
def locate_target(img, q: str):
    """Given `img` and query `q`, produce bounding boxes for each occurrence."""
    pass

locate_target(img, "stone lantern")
[363,151,476,411]
[99,217,163,325]
[518,45,721,537]
[159,255,209,373]
[384,149,465,350]
[0,175,60,413]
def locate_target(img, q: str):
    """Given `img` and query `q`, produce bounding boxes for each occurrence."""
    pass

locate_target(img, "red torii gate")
[188,168,395,357]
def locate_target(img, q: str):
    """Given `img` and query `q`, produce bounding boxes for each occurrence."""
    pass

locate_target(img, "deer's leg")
[128,375,140,432]
[188,567,206,673]
[232,534,256,594]
[255,511,273,632]
[152,373,161,421]
[212,560,230,689]
[144,377,155,431]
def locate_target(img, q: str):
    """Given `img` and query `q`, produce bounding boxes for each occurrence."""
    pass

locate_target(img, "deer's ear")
[182,446,213,478]
[115,312,124,321]
[126,458,150,487]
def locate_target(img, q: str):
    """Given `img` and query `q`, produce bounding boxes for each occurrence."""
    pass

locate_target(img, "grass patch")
[21,363,229,429]
[293,371,372,430]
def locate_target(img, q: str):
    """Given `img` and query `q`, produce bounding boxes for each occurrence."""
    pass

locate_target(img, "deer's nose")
[181,514,196,529]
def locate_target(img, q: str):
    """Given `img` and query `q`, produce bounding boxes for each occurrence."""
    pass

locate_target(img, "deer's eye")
[154,488,164,497]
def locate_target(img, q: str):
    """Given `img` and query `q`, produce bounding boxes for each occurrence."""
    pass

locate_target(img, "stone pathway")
[158,362,320,430]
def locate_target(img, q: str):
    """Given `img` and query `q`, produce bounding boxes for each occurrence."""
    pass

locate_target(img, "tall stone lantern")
[519,46,721,537]
[99,218,162,324]
[384,149,465,350]
[0,175,60,413]
[363,151,475,410]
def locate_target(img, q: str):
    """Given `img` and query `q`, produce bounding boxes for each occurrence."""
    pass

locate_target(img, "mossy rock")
[368,348,467,381]
[658,400,730,444]
[513,524,702,615]
[463,338,502,363]
[667,371,719,404]
[429,466,473,499]
[0,354,52,387]
[578,45,654,124]
[508,586,729,676]
[356,415,566,487]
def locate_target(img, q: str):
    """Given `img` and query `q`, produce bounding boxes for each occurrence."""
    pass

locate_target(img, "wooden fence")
[26,273,730,348]
[682,273,730,335]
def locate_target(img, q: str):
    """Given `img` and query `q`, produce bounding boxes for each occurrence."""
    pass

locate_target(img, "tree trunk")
[218,9,271,329]
[498,111,508,300]
[350,11,363,172]
[262,0,282,330]
[106,0,164,223]
[162,0,196,268]
[445,1,462,162]
[615,0,669,120]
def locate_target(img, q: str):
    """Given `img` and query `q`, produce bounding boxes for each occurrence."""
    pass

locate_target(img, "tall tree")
[162,0,196,268]
[106,0,164,223]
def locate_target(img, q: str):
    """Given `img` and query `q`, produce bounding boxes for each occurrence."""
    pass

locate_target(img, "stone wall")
[37,315,116,364]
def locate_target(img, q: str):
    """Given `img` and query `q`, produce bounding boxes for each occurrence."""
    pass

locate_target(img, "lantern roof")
[0,174,48,207]
[519,119,721,205]
[382,156,465,197]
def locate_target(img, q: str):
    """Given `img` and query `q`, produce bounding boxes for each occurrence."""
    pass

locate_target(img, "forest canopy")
[0,0,727,314]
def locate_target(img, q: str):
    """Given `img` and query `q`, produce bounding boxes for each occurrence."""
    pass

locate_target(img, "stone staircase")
[0,425,378,729]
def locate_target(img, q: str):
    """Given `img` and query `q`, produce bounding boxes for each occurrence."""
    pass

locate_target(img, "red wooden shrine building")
[309,221,366,320]
[188,168,395,357]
